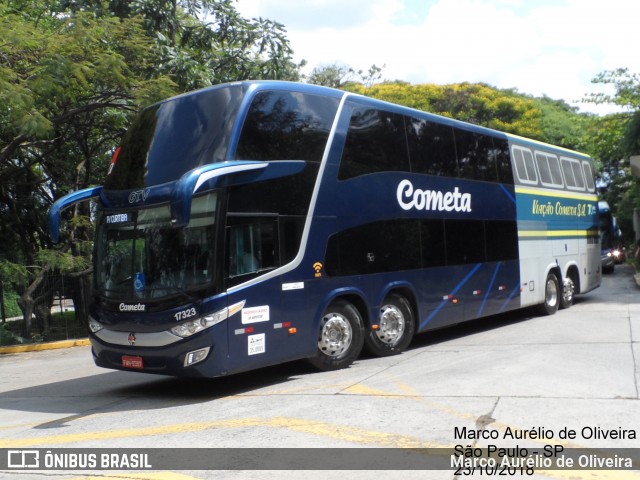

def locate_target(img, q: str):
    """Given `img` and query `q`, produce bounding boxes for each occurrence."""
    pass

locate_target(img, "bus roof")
[505,132,590,160]
[142,79,590,162]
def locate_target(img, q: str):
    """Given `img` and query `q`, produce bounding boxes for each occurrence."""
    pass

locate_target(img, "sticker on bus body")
[248,334,265,355]
[242,305,270,324]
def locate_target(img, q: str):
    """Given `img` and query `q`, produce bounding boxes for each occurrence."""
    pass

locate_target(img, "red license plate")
[122,355,144,369]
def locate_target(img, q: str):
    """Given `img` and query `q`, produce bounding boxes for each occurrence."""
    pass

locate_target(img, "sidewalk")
[0,338,90,355]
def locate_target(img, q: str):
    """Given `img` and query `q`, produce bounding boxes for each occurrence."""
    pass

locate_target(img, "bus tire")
[365,293,415,357]
[308,299,364,371]
[538,272,560,316]
[560,276,575,309]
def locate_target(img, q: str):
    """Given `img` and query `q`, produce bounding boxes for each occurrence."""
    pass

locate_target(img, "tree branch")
[0,133,28,164]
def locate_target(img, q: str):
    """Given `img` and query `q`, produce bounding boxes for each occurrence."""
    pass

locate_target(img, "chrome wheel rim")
[546,277,559,308]
[563,278,574,305]
[376,305,405,346]
[318,313,352,357]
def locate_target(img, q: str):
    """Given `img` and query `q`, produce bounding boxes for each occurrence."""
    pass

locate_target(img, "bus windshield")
[95,193,218,301]
[105,85,244,190]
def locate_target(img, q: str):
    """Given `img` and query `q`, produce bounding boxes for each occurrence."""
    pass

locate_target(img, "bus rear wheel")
[308,299,364,371]
[538,272,560,316]
[560,276,575,309]
[365,293,415,357]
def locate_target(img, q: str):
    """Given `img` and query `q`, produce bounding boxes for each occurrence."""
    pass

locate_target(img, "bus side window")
[227,220,277,281]
[235,90,339,163]
[493,137,514,184]
[324,220,421,276]
[279,216,305,265]
[445,220,485,265]
[560,157,586,191]
[455,130,498,182]
[339,107,410,180]
[511,146,538,185]
[406,118,458,177]
[582,161,596,192]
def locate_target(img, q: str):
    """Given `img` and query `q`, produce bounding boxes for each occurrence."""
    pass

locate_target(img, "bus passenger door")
[224,217,283,372]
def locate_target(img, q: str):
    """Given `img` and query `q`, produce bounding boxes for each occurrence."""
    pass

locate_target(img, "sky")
[234,0,640,115]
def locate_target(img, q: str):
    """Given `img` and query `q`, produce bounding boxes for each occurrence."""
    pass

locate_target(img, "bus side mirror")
[49,186,103,243]
[170,160,306,227]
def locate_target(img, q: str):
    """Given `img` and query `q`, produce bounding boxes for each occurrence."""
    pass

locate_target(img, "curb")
[0,338,90,355]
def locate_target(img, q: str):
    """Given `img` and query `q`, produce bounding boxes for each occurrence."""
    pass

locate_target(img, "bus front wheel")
[309,299,364,371]
[365,293,415,357]
[538,272,560,316]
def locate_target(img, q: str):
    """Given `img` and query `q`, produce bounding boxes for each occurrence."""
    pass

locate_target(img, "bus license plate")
[122,355,144,369]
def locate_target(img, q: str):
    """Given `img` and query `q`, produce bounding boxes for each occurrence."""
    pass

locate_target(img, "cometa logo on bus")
[119,303,146,312]
[396,179,472,212]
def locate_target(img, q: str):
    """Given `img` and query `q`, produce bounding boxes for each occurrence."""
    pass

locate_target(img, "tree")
[61,0,301,90]
[307,63,385,89]
[587,68,640,156]
[531,96,589,151]
[0,0,300,336]
[584,69,640,245]
[308,64,353,88]
[0,2,175,334]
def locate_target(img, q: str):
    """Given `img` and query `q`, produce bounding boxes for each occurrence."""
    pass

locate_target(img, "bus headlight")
[169,300,245,338]
[88,316,104,333]
[171,316,215,338]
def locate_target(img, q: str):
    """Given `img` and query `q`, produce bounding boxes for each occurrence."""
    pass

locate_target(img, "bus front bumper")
[89,331,228,378]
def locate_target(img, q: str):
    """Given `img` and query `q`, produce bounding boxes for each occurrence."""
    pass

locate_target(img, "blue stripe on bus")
[420,263,483,330]
[500,184,516,204]
[501,283,522,312]
[477,262,502,317]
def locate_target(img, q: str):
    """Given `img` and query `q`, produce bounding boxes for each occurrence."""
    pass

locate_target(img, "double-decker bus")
[50,81,601,377]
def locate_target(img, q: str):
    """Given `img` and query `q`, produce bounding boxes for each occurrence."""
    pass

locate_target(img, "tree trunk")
[19,266,50,336]
[70,270,93,328]
[34,300,52,338]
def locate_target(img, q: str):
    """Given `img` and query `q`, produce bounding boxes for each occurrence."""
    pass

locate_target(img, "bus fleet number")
[174,308,197,321]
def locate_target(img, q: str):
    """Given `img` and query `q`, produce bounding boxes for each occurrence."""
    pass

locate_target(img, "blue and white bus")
[50,81,601,377]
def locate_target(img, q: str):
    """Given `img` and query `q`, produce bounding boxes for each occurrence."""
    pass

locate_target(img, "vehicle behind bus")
[598,201,622,273]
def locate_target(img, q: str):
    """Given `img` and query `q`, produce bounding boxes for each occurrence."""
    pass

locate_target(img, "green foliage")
[0,260,28,285]
[308,64,353,88]
[1,289,23,318]
[0,323,30,346]
[0,310,84,345]
[623,111,640,156]
[307,63,385,89]
[582,69,640,245]
[531,96,588,151]
[102,0,300,90]
[586,68,640,109]
[36,249,91,273]
[587,68,640,158]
